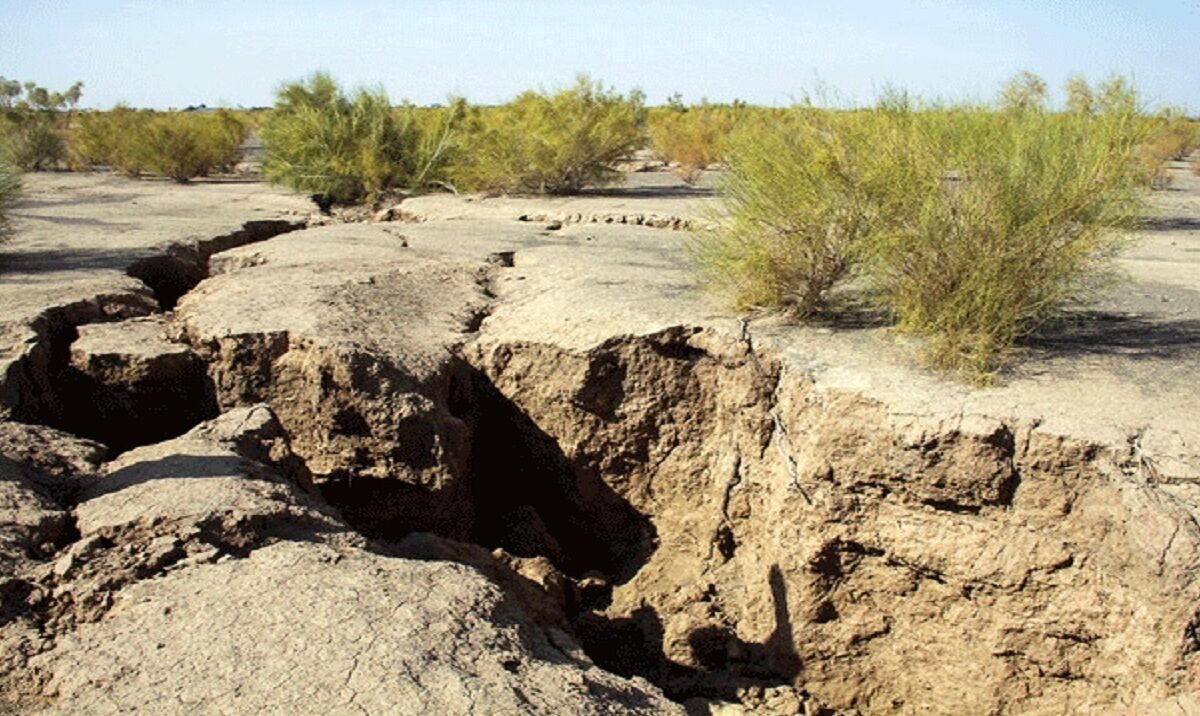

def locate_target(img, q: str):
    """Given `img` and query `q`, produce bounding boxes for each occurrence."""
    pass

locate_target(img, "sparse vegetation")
[449,76,646,194]
[689,107,885,315]
[0,138,19,243]
[0,77,83,171]
[260,73,458,206]
[70,108,247,182]
[647,102,740,182]
[695,72,1150,381]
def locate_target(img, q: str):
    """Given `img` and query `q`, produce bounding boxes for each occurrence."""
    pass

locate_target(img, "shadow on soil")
[1024,312,1200,359]
[1139,216,1200,232]
[578,184,715,199]
[0,247,150,276]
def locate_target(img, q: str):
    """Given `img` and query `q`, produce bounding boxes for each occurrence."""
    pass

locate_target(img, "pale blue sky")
[1,1,1197,110]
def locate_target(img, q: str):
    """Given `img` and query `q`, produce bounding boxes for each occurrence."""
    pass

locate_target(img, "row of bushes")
[2,78,250,183]
[71,108,248,182]
[694,85,1152,381]
[260,74,647,205]
[7,73,1196,200]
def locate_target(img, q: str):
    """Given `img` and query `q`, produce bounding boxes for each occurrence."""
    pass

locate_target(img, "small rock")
[545,220,563,231]
[53,553,76,579]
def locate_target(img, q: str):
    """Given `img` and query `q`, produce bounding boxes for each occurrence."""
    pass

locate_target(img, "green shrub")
[7,116,66,170]
[858,106,1146,380]
[140,110,247,183]
[261,73,423,206]
[689,107,888,315]
[394,99,468,192]
[0,77,82,171]
[0,140,19,243]
[1064,75,1095,114]
[450,76,646,194]
[998,70,1048,114]
[70,106,151,176]
[695,82,1149,382]
[70,108,246,182]
[647,104,738,182]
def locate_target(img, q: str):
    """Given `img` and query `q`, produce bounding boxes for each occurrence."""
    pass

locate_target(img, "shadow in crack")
[464,364,657,583]
[576,564,803,701]
[1022,312,1200,360]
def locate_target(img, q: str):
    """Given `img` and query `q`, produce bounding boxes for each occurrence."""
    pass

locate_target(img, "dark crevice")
[126,254,206,311]
[126,219,305,311]
[462,363,657,582]
[7,219,307,454]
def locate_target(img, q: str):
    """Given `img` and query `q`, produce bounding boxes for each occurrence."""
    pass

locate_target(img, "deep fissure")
[6,219,306,453]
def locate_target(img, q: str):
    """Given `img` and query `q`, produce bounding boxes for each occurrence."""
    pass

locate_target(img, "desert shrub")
[689,107,888,315]
[450,76,646,194]
[394,99,468,191]
[261,73,428,206]
[696,82,1149,381]
[7,118,66,170]
[140,111,247,183]
[857,106,1147,380]
[70,108,246,182]
[998,70,1048,114]
[70,106,151,175]
[1064,75,1095,114]
[0,78,82,171]
[0,139,19,244]
[1134,110,1200,187]
[647,103,739,182]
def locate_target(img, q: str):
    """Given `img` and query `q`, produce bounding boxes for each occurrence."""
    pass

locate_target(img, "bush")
[395,99,468,192]
[7,117,66,170]
[261,73,423,206]
[0,140,19,244]
[998,70,1048,114]
[450,76,646,194]
[70,108,247,182]
[1064,75,1095,114]
[647,104,739,182]
[0,78,82,171]
[70,106,151,176]
[140,110,247,183]
[1134,111,1199,188]
[858,106,1146,380]
[695,82,1149,382]
[689,107,888,315]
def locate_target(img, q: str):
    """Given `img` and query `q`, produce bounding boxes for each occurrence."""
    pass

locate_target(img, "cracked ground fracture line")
[737,316,814,505]
[707,441,743,563]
